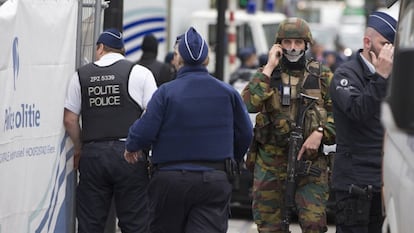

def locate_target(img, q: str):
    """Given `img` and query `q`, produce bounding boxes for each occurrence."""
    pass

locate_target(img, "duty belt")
[155,160,226,171]
[83,138,127,144]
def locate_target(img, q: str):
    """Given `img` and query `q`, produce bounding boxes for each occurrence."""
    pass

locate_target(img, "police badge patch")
[340,79,349,87]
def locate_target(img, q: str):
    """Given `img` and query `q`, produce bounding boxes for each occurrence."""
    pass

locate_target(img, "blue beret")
[178,27,208,65]
[238,47,256,62]
[164,52,174,63]
[367,11,397,44]
[96,28,124,49]
[258,54,268,66]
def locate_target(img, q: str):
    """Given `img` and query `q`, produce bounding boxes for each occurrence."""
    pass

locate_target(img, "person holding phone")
[242,17,335,233]
[329,11,397,233]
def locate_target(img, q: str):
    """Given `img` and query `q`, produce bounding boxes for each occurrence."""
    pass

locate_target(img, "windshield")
[263,23,279,49]
[398,7,414,48]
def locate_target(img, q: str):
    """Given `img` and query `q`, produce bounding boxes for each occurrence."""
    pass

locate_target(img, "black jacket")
[138,52,172,87]
[329,50,389,191]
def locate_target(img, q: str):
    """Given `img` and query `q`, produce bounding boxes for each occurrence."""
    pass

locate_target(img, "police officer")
[124,27,253,233]
[229,47,259,85]
[242,17,335,233]
[329,11,397,233]
[63,28,157,233]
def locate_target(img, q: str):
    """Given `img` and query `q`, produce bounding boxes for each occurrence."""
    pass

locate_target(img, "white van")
[381,0,414,232]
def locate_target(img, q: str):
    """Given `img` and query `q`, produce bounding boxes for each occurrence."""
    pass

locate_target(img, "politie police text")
[88,84,121,107]
[4,103,41,131]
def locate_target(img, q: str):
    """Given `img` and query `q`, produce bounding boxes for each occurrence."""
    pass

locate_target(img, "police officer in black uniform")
[64,28,157,233]
[329,12,397,233]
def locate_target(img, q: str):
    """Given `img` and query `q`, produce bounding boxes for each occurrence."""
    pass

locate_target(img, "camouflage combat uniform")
[241,18,335,233]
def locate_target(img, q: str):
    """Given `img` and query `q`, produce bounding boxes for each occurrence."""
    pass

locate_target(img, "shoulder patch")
[340,79,349,87]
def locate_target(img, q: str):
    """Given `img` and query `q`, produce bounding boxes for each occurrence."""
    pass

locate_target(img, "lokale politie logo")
[4,37,42,132]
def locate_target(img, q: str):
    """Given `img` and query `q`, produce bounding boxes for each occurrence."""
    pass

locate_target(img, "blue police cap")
[96,28,124,49]
[178,27,208,65]
[367,11,397,43]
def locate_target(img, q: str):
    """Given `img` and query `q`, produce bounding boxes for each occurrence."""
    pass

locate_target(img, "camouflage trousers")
[251,149,329,233]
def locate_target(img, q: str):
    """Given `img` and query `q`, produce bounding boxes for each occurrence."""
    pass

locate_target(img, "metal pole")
[167,0,173,52]
[75,0,83,69]
[103,0,123,31]
[215,0,227,81]
[92,0,103,61]
[228,0,237,74]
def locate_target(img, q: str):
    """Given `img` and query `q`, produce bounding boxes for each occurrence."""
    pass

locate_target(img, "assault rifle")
[281,93,322,232]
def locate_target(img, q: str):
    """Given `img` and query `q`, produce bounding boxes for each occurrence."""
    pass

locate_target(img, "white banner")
[0,0,77,232]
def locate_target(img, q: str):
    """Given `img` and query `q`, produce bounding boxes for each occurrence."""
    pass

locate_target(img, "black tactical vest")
[78,60,143,142]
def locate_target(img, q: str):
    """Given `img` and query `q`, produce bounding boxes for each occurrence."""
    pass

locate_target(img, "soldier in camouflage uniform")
[241,17,335,233]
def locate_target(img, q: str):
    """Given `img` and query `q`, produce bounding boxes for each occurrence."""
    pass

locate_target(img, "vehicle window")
[263,23,279,49]
[296,8,321,24]
[398,5,414,48]
[208,24,218,50]
[310,25,338,51]
[387,1,414,133]
[208,23,255,52]
[237,23,254,51]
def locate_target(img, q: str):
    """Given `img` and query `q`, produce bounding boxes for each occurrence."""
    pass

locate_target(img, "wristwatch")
[316,126,324,134]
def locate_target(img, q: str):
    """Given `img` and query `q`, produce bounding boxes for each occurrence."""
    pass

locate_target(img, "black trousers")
[77,141,149,233]
[335,190,383,233]
[147,170,232,233]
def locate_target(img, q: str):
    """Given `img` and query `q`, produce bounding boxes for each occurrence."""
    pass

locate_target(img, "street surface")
[114,216,336,233]
[115,220,336,233]
[227,219,336,233]
[115,219,335,233]
[114,210,336,233]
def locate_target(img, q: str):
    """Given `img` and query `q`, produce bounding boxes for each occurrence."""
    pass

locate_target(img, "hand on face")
[370,43,394,78]
[262,44,283,77]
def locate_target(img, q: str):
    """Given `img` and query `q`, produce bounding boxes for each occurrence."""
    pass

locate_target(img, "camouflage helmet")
[275,17,313,44]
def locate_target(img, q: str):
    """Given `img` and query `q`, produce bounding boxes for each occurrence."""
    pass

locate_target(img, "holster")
[336,185,373,226]
[225,158,241,191]
[142,149,153,179]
